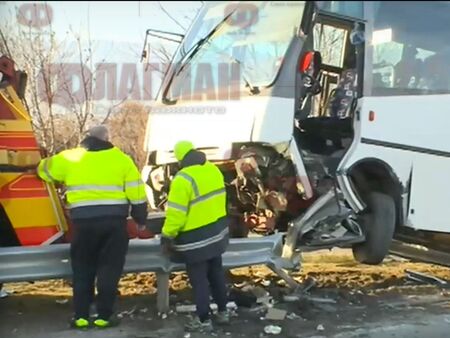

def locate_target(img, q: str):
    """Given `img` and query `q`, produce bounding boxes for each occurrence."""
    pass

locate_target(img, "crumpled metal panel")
[0,233,285,283]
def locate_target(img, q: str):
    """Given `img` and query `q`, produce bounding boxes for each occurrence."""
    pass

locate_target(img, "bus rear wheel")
[352,191,396,265]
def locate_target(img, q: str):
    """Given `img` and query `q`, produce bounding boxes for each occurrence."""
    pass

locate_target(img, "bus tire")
[352,191,395,265]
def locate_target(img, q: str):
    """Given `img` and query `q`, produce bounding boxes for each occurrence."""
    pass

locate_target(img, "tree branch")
[157,2,186,31]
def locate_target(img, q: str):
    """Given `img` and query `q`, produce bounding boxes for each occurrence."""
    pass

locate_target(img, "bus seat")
[328,68,357,119]
[295,65,356,155]
[298,67,356,134]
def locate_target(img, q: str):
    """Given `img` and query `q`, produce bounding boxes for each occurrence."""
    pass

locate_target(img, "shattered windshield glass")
[164,1,305,101]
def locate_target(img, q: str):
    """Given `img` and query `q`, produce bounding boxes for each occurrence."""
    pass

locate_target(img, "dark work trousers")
[70,216,129,320]
[186,255,228,322]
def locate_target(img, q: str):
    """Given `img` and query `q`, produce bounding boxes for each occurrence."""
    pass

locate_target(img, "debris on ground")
[0,289,9,298]
[226,301,238,311]
[157,312,168,319]
[301,277,317,293]
[281,277,317,303]
[251,286,270,299]
[257,295,274,306]
[264,325,282,335]
[240,285,273,306]
[282,294,300,302]
[314,303,338,313]
[276,279,287,287]
[176,304,197,313]
[5,249,450,337]
[405,270,448,286]
[286,312,302,320]
[261,280,271,287]
[229,288,257,307]
[211,302,238,313]
[176,302,238,314]
[306,296,337,304]
[118,306,138,318]
[248,304,268,313]
[265,308,287,320]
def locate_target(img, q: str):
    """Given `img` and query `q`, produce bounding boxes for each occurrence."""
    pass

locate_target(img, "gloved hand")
[160,235,175,256]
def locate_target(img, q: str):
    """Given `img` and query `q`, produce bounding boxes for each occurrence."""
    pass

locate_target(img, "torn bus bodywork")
[146,141,366,265]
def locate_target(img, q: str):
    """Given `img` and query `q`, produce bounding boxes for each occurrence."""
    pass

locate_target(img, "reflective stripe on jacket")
[161,150,229,263]
[37,137,148,223]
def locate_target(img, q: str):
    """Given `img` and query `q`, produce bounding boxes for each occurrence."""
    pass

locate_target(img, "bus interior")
[294,13,363,197]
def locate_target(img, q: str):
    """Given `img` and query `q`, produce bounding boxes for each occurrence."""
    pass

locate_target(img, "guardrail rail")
[0,233,299,312]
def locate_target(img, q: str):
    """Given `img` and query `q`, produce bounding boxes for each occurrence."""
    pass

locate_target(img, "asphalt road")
[2,282,450,338]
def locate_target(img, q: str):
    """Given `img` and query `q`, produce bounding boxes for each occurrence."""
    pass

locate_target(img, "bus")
[142,1,450,265]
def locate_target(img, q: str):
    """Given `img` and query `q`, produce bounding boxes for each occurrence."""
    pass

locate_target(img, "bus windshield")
[164,1,305,101]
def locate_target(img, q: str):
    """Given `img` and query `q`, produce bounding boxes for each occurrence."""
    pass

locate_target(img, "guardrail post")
[156,271,170,314]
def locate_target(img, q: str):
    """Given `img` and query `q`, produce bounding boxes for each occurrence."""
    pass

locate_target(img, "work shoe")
[70,318,89,330]
[214,311,230,325]
[184,317,214,333]
[93,317,120,328]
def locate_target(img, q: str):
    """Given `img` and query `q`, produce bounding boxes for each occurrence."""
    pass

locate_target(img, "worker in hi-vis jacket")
[161,140,230,333]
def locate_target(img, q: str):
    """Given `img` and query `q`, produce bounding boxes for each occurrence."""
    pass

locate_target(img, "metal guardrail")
[0,233,295,312]
[390,240,450,268]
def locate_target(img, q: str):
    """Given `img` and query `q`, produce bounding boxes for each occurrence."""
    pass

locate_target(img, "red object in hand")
[127,219,155,239]
[137,227,154,239]
[127,219,138,239]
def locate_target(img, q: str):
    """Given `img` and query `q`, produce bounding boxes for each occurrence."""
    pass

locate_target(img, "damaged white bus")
[142,1,450,266]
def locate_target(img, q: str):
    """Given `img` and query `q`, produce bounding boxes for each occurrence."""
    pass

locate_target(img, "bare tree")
[157,2,187,32]
[107,101,149,168]
[0,5,129,154]
[1,2,202,157]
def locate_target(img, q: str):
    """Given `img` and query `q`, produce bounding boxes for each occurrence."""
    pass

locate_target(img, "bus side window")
[393,45,422,90]
[422,52,450,93]
[371,1,450,96]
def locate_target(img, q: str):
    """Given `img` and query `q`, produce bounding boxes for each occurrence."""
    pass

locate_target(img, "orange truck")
[0,55,151,249]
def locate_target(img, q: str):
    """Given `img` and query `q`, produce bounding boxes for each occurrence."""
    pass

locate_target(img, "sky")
[1,1,202,43]
[0,1,203,65]
[0,1,204,103]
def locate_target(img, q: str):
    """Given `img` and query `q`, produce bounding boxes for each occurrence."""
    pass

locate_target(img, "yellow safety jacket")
[37,138,148,223]
[161,150,228,263]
